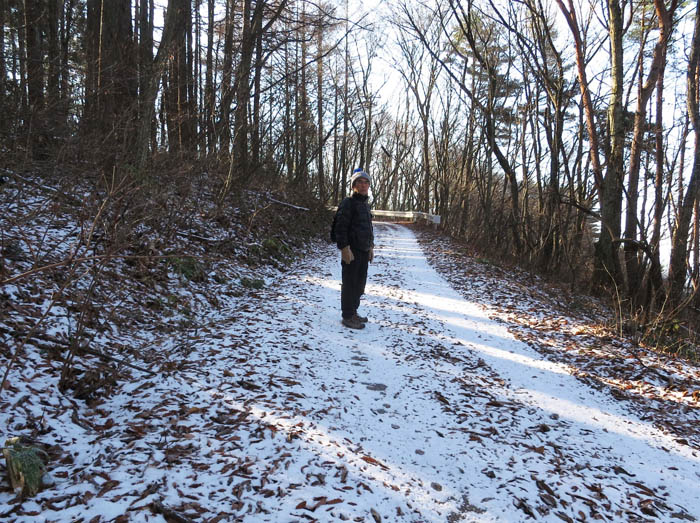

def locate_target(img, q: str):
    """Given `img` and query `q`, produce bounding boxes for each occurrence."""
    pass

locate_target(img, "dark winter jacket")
[335,193,374,252]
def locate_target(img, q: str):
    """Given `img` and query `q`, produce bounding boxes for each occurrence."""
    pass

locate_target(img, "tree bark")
[230,0,287,183]
[163,0,193,153]
[316,14,326,201]
[251,25,263,168]
[600,0,625,290]
[83,0,137,163]
[555,0,621,288]
[136,0,179,168]
[24,0,45,155]
[669,0,700,303]
[339,7,349,197]
[296,0,309,188]
[648,58,666,302]
[232,0,254,180]
[205,0,214,155]
[139,0,154,154]
[217,0,235,153]
[24,0,44,110]
[84,0,98,127]
[46,0,59,131]
[0,0,6,131]
[624,0,678,302]
[694,195,699,295]
[60,0,76,123]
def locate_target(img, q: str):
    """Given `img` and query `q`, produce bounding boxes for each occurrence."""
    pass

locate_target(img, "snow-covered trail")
[8,223,698,522]
[201,222,699,521]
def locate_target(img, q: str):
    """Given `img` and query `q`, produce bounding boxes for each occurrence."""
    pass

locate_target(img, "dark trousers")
[341,247,369,319]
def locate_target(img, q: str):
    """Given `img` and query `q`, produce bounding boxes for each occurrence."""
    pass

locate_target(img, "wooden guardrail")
[329,206,441,226]
[371,210,441,226]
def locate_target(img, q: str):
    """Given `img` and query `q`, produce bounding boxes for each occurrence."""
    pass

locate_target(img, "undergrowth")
[0,159,329,401]
[412,223,700,362]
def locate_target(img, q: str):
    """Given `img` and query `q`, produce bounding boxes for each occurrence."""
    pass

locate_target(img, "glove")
[341,246,354,264]
[369,248,374,263]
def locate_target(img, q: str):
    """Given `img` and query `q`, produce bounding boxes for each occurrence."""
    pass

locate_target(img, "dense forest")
[1,0,699,336]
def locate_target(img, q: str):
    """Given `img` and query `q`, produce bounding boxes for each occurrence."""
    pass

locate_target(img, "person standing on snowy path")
[334,168,374,329]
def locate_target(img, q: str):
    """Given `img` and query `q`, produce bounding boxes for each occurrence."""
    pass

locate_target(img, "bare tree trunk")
[24,0,44,110]
[84,0,99,128]
[694,196,700,294]
[83,0,137,166]
[217,0,235,153]
[185,1,195,151]
[283,35,294,183]
[339,5,349,197]
[0,0,6,133]
[601,0,625,289]
[163,0,194,153]
[205,0,214,155]
[231,0,287,183]
[60,0,76,125]
[332,55,339,203]
[669,0,700,303]
[24,0,45,156]
[649,63,667,301]
[171,2,184,145]
[251,28,263,169]
[46,0,59,133]
[137,0,178,168]
[316,15,326,201]
[555,0,620,288]
[624,0,678,302]
[296,0,309,188]
[232,0,255,180]
[194,0,202,155]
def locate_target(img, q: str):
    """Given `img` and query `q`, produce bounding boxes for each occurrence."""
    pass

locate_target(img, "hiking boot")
[342,316,365,329]
[353,313,368,323]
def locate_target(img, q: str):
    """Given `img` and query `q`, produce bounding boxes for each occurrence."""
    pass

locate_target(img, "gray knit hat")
[350,168,371,187]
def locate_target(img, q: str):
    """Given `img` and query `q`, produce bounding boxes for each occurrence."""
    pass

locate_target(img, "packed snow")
[1,222,699,522]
